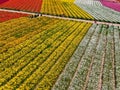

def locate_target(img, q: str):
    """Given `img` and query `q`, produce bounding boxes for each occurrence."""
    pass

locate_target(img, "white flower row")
[114,26,120,89]
[52,23,120,90]
[75,0,120,23]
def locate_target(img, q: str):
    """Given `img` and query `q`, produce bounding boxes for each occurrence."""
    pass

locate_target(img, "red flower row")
[0,11,28,22]
[0,0,42,12]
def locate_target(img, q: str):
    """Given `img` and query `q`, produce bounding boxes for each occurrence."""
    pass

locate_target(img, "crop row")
[16,22,83,90]
[0,17,60,54]
[75,0,120,23]
[114,25,120,89]
[0,0,42,12]
[0,0,94,20]
[0,19,74,89]
[52,24,120,90]
[0,18,63,69]
[0,17,92,89]
[34,23,91,90]
[61,0,75,2]
[0,11,28,22]
[41,0,94,19]
[52,23,97,90]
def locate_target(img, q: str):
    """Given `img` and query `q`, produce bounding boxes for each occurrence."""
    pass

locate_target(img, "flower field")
[53,24,120,90]
[75,0,120,23]
[0,0,42,12]
[0,11,28,22]
[0,0,120,90]
[41,0,94,19]
[0,16,92,90]
[100,0,120,12]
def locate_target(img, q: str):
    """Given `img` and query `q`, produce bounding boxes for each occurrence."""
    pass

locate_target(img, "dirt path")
[0,8,120,26]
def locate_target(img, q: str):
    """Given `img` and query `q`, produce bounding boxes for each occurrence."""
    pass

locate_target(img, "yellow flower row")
[0,16,92,90]
[61,0,75,2]
[16,21,78,90]
[0,17,59,55]
[0,18,65,70]
[0,18,76,89]
[35,23,92,90]
[41,0,94,19]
